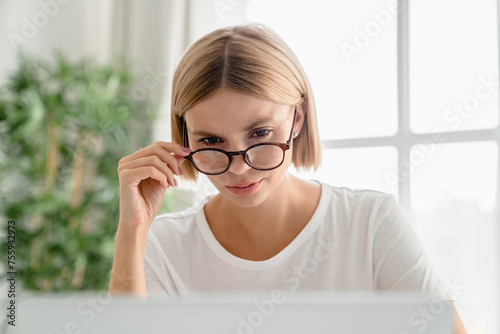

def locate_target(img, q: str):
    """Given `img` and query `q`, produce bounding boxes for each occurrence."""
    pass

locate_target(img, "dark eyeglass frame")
[182,105,298,175]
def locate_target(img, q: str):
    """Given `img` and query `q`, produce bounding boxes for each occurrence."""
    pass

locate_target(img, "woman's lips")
[226,180,262,195]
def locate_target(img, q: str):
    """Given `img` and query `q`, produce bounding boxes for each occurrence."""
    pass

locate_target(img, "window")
[247,0,500,332]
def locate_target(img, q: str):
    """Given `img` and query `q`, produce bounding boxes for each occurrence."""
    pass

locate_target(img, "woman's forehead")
[184,90,290,131]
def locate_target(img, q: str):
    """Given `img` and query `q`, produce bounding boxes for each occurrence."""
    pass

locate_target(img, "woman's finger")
[119,165,169,190]
[119,141,190,167]
[118,155,179,187]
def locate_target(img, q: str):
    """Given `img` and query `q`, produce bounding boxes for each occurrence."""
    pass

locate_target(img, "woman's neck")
[204,174,321,261]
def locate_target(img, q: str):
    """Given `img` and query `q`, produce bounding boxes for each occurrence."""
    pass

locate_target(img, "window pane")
[410,141,498,332]
[247,0,398,140]
[409,0,499,133]
[293,146,398,196]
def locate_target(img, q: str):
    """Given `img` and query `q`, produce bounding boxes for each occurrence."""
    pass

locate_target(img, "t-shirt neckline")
[195,180,330,271]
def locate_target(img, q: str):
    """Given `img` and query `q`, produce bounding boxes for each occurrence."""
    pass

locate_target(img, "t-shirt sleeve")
[371,194,455,301]
[144,256,170,300]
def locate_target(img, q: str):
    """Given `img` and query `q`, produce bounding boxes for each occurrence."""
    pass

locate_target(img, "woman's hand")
[116,141,190,235]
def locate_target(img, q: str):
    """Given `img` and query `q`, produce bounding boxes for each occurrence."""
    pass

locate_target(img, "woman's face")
[184,89,300,208]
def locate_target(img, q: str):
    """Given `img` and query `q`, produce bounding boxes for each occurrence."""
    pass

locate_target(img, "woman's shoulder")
[148,198,208,238]
[316,180,395,206]
[313,181,406,234]
[310,180,402,225]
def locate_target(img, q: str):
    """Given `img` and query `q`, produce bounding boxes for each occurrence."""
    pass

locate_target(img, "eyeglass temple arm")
[182,118,187,148]
[287,105,298,146]
[287,94,305,144]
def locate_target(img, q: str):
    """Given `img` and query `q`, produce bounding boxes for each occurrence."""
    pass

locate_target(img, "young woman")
[109,23,466,333]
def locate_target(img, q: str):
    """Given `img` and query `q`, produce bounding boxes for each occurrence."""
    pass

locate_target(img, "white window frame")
[320,0,500,216]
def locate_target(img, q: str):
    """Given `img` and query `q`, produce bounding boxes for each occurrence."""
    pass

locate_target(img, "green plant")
[0,52,173,291]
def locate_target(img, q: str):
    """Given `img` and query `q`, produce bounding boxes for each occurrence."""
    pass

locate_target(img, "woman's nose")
[227,154,252,175]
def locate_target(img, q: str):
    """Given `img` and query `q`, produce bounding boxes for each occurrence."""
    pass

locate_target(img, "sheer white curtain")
[0,0,191,137]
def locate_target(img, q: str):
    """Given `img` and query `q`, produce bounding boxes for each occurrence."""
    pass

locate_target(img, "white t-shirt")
[144,181,453,300]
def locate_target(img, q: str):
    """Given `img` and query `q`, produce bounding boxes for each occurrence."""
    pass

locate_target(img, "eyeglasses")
[182,106,297,175]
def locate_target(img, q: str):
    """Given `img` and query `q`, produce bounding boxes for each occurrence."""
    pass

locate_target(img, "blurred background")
[0,0,498,333]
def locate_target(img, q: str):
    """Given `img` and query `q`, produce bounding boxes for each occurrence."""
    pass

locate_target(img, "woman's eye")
[200,137,221,145]
[252,129,271,137]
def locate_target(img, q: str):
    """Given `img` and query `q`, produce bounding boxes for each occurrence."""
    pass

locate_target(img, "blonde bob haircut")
[171,23,322,181]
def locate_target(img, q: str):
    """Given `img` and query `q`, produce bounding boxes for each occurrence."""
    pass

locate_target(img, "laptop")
[3,291,453,334]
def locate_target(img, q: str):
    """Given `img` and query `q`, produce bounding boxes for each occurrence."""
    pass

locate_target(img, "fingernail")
[178,166,184,175]
[182,147,191,153]
[174,179,178,187]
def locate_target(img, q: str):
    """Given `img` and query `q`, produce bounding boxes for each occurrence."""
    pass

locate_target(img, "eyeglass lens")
[191,144,284,174]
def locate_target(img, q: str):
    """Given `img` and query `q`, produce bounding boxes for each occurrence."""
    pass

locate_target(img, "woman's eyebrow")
[243,116,276,131]
[191,130,220,138]
[191,116,277,137]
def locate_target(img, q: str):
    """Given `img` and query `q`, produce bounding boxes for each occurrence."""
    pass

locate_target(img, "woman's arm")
[450,302,467,334]
[108,225,149,298]
[108,141,189,297]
